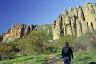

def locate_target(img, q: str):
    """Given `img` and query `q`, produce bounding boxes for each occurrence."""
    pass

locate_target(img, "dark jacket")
[62,47,73,60]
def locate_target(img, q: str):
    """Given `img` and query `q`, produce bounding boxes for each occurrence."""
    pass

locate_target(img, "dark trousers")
[63,56,71,64]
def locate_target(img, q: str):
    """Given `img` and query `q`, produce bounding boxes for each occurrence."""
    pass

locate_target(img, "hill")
[52,3,96,40]
[0,24,51,42]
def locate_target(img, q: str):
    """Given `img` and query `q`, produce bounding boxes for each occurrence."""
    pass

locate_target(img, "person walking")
[62,42,73,64]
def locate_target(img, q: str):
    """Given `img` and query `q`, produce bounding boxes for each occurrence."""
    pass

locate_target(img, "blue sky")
[0,0,96,34]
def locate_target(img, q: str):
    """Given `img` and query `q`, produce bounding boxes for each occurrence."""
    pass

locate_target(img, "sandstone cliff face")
[3,24,35,41]
[2,24,52,42]
[52,3,96,40]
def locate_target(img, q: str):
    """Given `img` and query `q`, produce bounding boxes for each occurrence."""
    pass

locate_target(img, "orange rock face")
[3,24,35,41]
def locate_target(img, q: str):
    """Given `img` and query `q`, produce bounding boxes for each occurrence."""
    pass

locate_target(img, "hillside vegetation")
[0,29,96,64]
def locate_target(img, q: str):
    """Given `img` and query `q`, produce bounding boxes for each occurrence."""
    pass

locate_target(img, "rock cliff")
[1,3,96,41]
[3,24,36,41]
[2,24,52,42]
[52,3,96,40]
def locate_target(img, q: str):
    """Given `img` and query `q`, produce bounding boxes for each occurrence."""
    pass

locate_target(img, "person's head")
[65,42,69,47]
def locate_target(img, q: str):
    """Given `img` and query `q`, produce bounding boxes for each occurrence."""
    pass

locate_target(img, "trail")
[45,54,64,64]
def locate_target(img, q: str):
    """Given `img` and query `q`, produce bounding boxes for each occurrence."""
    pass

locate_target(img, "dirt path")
[45,54,64,64]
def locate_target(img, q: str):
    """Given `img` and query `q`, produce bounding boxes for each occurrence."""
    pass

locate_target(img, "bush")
[0,43,18,60]
[42,35,76,53]
[14,30,53,55]
[58,35,76,48]
[73,32,96,51]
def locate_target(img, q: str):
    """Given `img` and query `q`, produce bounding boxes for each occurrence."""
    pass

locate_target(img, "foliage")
[0,43,18,60]
[73,32,96,51]
[0,54,47,64]
[0,50,96,64]
[1,25,96,64]
[13,30,53,56]
[57,34,76,49]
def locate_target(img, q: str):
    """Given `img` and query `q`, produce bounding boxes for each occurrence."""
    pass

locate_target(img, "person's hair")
[65,42,69,46]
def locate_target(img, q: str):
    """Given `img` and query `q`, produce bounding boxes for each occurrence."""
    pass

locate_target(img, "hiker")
[61,42,73,64]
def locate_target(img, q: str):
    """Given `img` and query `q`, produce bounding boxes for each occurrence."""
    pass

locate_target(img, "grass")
[72,51,96,64]
[0,54,47,64]
[0,50,96,64]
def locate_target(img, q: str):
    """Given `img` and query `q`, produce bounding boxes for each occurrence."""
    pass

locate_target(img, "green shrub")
[14,30,53,55]
[73,32,96,51]
[0,43,18,60]
[58,35,76,49]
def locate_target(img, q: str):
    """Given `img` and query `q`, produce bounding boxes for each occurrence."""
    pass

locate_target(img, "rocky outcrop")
[0,35,3,43]
[52,3,96,40]
[3,24,36,41]
[2,24,52,42]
